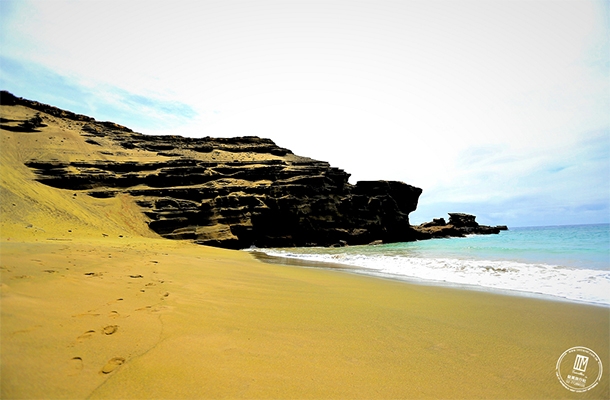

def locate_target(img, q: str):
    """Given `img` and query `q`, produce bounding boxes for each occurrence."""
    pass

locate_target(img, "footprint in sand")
[105,298,124,306]
[136,304,172,313]
[68,356,83,376]
[77,330,96,341]
[102,325,118,335]
[72,312,101,318]
[100,357,125,374]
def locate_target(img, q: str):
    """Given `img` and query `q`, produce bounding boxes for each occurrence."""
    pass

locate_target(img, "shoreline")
[250,249,610,308]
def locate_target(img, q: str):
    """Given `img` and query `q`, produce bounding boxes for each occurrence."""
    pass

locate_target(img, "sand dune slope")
[0,105,157,241]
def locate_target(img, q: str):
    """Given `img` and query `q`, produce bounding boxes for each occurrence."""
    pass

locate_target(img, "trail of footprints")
[70,270,170,376]
[73,318,125,374]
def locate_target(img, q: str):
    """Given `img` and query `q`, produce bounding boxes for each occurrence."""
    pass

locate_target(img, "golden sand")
[1,105,608,398]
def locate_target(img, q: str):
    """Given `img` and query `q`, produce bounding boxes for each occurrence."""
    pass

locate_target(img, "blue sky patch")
[0,56,197,132]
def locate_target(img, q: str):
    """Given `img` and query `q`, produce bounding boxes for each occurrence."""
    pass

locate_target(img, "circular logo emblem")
[556,347,603,392]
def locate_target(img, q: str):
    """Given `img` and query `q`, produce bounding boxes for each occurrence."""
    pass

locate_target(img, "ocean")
[250,224,610,306]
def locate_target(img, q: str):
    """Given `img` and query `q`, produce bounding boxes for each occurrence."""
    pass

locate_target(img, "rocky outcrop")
[3,91,424,249]
[4,91,508,248]
[25,156,422,248]
[413,213,508,239]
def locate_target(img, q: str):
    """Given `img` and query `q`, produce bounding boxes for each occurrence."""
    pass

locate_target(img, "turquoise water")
[384,224,609,270]
[255,224,610,305]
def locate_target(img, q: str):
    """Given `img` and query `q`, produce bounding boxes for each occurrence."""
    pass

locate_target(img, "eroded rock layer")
[3,91,422,249]
[413,213,508,238]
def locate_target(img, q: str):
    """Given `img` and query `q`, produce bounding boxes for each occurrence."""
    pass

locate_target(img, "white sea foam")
[255,249,610,306]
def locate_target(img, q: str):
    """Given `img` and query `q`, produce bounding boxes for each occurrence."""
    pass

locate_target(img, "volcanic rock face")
[413,213,508,238]
[3,91,423,249]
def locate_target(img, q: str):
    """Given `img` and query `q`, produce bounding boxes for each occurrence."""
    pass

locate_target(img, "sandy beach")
[1,105,609,398]
[2,236,608,399]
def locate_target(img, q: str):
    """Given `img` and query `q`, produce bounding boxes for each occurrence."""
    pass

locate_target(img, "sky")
[1,0,608,227]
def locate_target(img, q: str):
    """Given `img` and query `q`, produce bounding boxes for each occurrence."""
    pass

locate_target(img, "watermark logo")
[556,346,603,392]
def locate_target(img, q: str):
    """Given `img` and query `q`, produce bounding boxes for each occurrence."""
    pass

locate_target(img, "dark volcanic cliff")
[413,213,508,239]
[2,91,423,249]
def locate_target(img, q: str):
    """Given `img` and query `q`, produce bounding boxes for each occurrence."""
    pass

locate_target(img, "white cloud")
[2,0,608,226]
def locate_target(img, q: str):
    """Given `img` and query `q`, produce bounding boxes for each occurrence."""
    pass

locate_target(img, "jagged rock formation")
[2,91,424,249]
[413,213,508,238]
